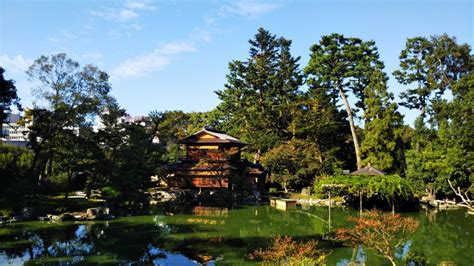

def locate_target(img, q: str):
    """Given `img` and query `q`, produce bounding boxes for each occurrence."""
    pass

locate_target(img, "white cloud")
[110,41,196,80]
[47,30,77,44]
[220,1,280,18]
[0,54,34,74]
[91,0,155,23]
[119,9,139,20]
[91,8,139,22]
[191,16,218,43]
[129,23,143,30]
[125,0,156,11]
[161,41,197,55]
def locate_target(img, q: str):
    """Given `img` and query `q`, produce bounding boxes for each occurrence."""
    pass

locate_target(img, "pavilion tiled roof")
[178,127,246,145]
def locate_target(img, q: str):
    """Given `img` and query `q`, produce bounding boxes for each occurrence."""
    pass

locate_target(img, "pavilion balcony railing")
[180,152,239,162]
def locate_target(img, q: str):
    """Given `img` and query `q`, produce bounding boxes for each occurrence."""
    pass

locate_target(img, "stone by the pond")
[7,217,19,223]
[56,213,76,222]
[21,208,34,220]
[301,187,311,196]
[148,190,178,204]
[85,207,113,220]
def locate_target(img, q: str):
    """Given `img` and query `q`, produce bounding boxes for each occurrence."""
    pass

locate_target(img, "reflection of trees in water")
[409,209,474,265]
[330,209,474,265]
[0,220,177,264]
[2,207,472,265]
[0,223,108,263]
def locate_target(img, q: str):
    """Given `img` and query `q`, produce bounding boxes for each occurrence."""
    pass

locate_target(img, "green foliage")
[361,70,405,172]
[21,54,166,208]
[101,186,121,200]
[25,53,113,186]
[216,27,303,158]
[217,28,353,190]
[397,35,473,196]
[315,174,419,209]
[393,34,471,121]
[262,139,341,191]
[0,144,36,209]
[0,67,22,131]
[305,33,387,169]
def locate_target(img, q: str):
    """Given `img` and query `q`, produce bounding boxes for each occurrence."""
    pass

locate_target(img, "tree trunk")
[338,87,362,169]
[386,255,397,266]
[328,191,332,232]
[359,190,363,216]
[253,149,261,164]
[392,196,395,214]
[65,171,72,200]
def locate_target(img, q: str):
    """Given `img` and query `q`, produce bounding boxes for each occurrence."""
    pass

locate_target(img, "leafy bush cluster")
[248,235,327,265]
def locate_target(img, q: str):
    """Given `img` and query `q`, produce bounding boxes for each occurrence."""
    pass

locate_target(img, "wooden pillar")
[328,190,332,232]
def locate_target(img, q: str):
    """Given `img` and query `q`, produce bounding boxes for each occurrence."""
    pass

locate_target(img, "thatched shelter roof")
[350,164,386,176]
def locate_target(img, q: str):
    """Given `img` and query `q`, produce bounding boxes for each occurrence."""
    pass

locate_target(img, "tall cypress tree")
[361,70,404,172]
[216,28,303,161]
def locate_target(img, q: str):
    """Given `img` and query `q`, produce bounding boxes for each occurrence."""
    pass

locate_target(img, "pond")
[0,205,473,265]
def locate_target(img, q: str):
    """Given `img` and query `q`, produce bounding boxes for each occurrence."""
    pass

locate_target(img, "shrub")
[335,210,419,266]
[248,235,327,265]
[101,186,121,199]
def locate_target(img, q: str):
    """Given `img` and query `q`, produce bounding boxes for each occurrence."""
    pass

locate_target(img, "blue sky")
[0,0,472,125]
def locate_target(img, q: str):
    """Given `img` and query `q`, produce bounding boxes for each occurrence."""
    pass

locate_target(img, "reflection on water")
[0,206,473,265]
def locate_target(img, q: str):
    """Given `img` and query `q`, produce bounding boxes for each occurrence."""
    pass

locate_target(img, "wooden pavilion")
[167,127,265,191]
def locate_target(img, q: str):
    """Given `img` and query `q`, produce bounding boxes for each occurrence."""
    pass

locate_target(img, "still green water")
[0,205,472,265]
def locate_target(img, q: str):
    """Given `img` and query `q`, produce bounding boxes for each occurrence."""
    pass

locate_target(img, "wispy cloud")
[125,0,156,11]
[191,16,218,43]
[47,30,77,45]
[220,1,281,18]
[110,41,196,80]
[91,0,156,22]
[0,54,34,74]
[91,8,139,22]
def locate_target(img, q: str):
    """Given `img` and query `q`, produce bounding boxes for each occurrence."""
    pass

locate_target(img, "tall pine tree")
[305,34,385,169]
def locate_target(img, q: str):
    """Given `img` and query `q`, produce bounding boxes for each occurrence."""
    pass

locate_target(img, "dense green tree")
[26,53,113,183]
[392,37,433,120]
[216,27,303,161]
[0,67,22,133]
[93,102,165,208]
[361,70,404,172]
[0,144,35,209]
[186,110,223,134]
[397,35,473,196]
[262,139,325,191]
[287,92,352,172]
[450,71,473,188]
[393,34,471,123]
[305,34,385,169]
